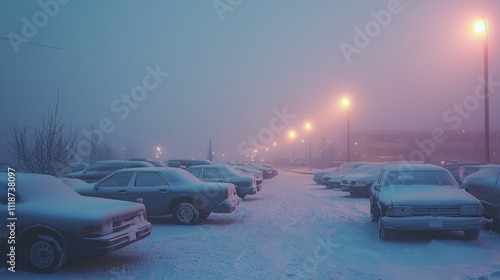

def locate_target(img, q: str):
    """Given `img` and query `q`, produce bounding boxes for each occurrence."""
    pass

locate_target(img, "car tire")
[370,199,379,222]
[23,233,67,273]
[378,219,391,240]
[463,229,480,241]
[174,202,199,225]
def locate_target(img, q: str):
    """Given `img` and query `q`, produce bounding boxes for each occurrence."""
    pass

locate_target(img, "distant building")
[336,130,500,164]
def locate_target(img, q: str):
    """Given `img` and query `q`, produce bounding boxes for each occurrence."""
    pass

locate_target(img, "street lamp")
[475,15,489,163]
[289,130,296,168]
[342,98,350,162]
[305,122,312,170]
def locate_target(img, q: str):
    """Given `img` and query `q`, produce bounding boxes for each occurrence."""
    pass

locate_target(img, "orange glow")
[305,122,312,131]
[475,19,486,33]
[342,98,350,107]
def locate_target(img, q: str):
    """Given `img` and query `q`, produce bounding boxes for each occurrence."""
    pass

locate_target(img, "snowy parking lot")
[5,171,500,280]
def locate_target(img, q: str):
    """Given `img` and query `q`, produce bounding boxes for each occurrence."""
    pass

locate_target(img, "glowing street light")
[341,98,350,162]
[289,130,296,168]
[475,15,490,163]
[305,122,312,170]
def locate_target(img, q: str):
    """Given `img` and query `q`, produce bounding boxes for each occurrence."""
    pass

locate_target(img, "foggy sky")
[1,0,499,162]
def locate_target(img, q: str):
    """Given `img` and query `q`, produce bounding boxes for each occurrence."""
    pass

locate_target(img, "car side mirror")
[94,183,99,190]
[373,184,381,191]
[136,198,144,204]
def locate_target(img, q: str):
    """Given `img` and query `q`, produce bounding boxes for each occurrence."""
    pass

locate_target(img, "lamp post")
[305,122,312,170]
[475,15,489,163]
[342,98,350,162]
[289,131,296,168]
[273,142,277,163]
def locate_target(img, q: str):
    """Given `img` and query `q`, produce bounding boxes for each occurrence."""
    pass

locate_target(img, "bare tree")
[7,96,77,176]
[87,124,115,164]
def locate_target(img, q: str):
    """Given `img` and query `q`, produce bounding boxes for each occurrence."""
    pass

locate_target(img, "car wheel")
[24,233,67,273]
[378,219,391,240]
[370,199,379,222]
[174,202,199,225]
[463,229,480,240]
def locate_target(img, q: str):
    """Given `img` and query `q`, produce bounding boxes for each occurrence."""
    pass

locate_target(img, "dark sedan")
[462,166,500,221]
[73,167,241,225]
[187,164,257,199]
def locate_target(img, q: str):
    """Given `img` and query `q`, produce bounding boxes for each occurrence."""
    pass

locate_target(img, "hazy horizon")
[1,0,499,163]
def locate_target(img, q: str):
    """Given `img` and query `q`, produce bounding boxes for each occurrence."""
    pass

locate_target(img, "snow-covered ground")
[4,171,500,279]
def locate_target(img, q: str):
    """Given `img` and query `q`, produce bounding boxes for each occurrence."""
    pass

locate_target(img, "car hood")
[379,185,479,206]
[20,195,146,225]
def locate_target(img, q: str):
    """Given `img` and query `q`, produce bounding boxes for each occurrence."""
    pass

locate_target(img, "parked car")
[127,158,166,167]
[313,167,338,184]
[341,163,384,196]
[187,164,257,199]
[229,165,264,191]
[369,163,486,240]
[458,164,500,186]
[72,167,241,225]
[324,162,370,188]
[442,161,481,184]
[0,173,151,273]
[64,160,154,183]
[243,162,274,179]
[462,166,500,221]
[258,163,278,177]
[62,162,89,174]
[164,159,212,169]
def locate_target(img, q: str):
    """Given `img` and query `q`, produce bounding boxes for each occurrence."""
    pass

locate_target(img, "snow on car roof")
[382,163,447,172]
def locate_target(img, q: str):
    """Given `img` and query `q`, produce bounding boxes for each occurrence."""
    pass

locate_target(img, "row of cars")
[313,161,494,240]
[1,160,277,273]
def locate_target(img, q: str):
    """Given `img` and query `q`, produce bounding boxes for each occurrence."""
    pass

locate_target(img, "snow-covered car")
[64,160,155,183]
[313,167,338,184]
[462,166,500,221]
[229,164,264,191]
[73,167,241,225]
[187,164,257,199]
[243,163,274,179]
[341,163,384,196]
[458,164,500,187]
[370,163,487,240]
[0,173,151,273]
[324,162,370,188]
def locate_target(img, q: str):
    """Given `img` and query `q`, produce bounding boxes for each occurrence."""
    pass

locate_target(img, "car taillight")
[225,189,229,199]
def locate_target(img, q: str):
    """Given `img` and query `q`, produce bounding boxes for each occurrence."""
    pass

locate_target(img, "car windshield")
[384,170,458,187]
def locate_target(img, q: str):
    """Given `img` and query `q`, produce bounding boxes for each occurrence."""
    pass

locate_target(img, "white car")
[0,173,151,273]
[370,163,487,240]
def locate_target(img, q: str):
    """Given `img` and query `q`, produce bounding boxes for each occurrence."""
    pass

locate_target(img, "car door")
[94,171,134,200]
[126,171,171,216]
